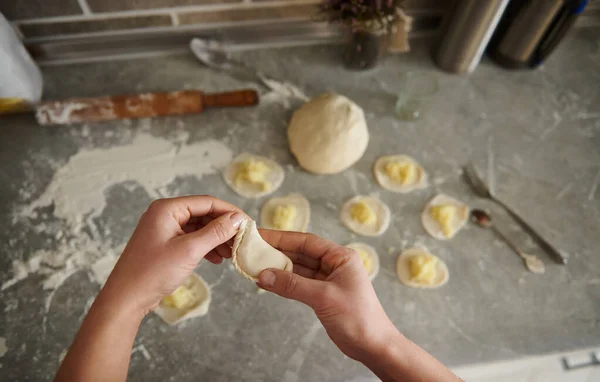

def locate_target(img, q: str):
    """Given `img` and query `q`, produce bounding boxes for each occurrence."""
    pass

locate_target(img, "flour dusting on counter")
[5,131,233,312]
[0,337,7,358]
[20,133,233,224]
[260,77,309,108]
[35,102,90,125]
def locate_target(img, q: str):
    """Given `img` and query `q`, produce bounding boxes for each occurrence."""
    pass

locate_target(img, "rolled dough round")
[153,272,212,325]
[260,193,310,232]
[345,242,380,281]
[421,193,469,240]
[396,247,449,289]
[340,195,390,237]
[373,154,428,193]
[288,93,369,174]
[223,153,284,199]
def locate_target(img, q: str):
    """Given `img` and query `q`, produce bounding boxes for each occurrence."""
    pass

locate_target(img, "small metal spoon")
[190,38,276,91]
[471,209,545,274]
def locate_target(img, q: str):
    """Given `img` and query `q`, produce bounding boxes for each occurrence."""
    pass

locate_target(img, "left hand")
[101,195,246,318]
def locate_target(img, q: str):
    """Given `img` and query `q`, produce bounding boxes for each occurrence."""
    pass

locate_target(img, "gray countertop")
[1,28,599,381]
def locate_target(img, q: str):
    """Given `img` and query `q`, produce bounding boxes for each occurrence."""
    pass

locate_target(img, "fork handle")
[493,198,568,265]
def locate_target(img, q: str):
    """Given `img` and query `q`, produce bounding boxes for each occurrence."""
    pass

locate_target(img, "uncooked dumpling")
[288,93,369,174]
[421,194,469,240]
[260,193,310,232]
[153,272,211,325]
[346,242,380,281]
[373,155,428,193]
[224,153,284,198]
[396,247,449,289]
[232,219,293,281]
[340,195,390,237]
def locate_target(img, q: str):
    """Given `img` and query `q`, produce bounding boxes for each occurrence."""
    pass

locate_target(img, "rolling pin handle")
[203,89,259,109]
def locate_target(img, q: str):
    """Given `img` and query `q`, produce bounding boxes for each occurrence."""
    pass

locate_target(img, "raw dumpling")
[373,155,428,193]
[224,153,284,199]
[421,194,469,240]
[153,272,211,325]
[346,242,380,281]
[260,193,310,232]
[340,195,390,237]
[232,219,293,281]
[396,247,449,289]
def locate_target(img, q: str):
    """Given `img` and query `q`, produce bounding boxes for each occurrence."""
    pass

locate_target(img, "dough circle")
[340,195,391,237]
[396,247,449,289]
[153,272,211,325]
[421,193,469,240]
[346,242,380,281]
[288,93,369,174]
[260,193,310,232]
[373,154,428,193]
[223,153,284,199]
[232,219,293,281]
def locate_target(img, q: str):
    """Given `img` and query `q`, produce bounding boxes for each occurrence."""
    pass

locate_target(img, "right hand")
[257,230,400,362]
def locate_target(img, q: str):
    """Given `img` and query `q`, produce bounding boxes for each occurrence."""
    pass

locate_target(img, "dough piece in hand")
[346,242,380,281]
[396,247,449,289]
[224,153,284,198]
[340,195,391,237]
[422,194,468,240]
[260,193,310,232]
[154,272,211,325]
[373,155,428,193]
[232,219,293,281]
[288,93,369,174]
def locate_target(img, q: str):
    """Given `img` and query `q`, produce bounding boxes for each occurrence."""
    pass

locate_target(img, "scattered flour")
[20,133,233,225]
[131,344,151,361]
[35,102,89,125]
[58,348,68,364]
[0,337,7,357]
[260,76,309,108]
[4,131,234,320]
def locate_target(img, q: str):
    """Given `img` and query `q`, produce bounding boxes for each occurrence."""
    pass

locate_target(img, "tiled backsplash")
[2,0,451,40]
[3,0,598,41]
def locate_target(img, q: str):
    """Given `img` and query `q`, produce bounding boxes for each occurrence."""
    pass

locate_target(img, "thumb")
[258,268,324,308]
[180,212,246,261]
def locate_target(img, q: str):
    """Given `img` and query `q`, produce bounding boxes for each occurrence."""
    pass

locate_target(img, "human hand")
[256,230,400,362]
[101,195,246,319]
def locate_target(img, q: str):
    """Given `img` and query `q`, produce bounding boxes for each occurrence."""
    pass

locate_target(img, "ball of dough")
[288,93,369,174]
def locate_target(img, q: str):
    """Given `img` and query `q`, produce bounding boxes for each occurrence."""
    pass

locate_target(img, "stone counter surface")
[1,28,599,381]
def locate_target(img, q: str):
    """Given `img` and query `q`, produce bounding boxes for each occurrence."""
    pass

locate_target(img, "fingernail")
[259,270,276,288]
[230,212,245,229]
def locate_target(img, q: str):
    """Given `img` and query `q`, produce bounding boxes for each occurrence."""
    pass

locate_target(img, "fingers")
[292,264,319,279]
[257,268,328,307]
[176,212,246,262]
[283,251,321,270]
[148,196,244,226]
[259,229,340,260]
[214,243,232,259]
[204,251,224,264]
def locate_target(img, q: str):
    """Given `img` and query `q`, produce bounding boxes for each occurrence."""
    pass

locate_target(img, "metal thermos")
[433,0,510,73]
[488,0,588,69]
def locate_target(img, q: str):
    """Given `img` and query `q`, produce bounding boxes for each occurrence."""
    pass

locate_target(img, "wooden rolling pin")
[35,89,259,126]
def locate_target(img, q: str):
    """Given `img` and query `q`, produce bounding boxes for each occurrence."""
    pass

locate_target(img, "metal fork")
[463,163,568,265]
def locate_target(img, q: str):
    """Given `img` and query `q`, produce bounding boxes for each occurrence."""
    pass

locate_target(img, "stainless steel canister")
[433,0,510,74]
